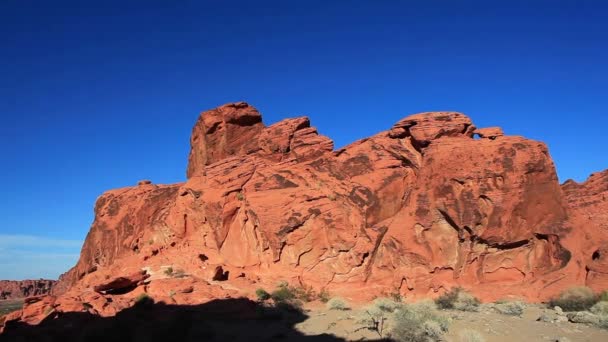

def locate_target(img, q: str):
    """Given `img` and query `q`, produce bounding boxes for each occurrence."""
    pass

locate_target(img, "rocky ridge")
[2,102,607,332]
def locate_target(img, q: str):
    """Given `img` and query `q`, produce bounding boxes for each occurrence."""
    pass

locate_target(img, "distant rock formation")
[0,280,55,300]
[3,102,607,332]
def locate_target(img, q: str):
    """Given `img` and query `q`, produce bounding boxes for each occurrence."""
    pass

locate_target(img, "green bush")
[326,297,350,310]
[598,290,608,302]
[270,282,296,303]
[435,287,480,311]
[549,286,598,312]
[255,288,271,301]
[391,302,450,342]
[270,281,318,303]
[134,293,153,306]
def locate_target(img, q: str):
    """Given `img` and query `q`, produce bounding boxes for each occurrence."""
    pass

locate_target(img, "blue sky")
[1,0,607,280]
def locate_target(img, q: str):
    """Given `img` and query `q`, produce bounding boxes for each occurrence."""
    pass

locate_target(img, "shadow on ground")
[1,297,387,342]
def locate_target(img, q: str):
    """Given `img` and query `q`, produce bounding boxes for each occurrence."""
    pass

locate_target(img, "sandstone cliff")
[3,102,607,329]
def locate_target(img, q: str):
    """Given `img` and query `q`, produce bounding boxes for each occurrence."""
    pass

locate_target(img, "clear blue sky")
[1,0,607,280]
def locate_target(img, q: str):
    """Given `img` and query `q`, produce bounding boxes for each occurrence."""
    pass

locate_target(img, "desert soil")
[296,302,608,341]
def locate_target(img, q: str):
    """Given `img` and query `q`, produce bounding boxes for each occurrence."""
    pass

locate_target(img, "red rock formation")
[0,280,55,300]
[561,170,608,291]
[4,102,607,332]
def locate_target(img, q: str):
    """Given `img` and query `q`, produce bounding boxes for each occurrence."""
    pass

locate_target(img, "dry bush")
[326,297,350,311]
[435,287,480,312]
[549,286,597,312]
[390,302,449,342]
[590,301,608,316]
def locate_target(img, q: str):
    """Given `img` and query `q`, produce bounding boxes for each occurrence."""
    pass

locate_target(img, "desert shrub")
[373,297,401,312]
[269,282,304,310]
[318,288,331,303]
[435,287,480,311]
[270,282,296,303]
[590,301,608,316]
[292,284,316,302]
[391,302,449,342]
[256,288,271,301]
[494,301,525,316]
[357,298,401,338]
[163,267,173,276]
[134,293,153,305]
[549,286,597,311]
[326,297,350,311]
[459,329,486,342]
[598,290,608,302]
[270,282,317,303]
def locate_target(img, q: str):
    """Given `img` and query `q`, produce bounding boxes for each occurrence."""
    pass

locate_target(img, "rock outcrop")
[561,170,608,291]
[0,280,55,300]
[3,102,607,333]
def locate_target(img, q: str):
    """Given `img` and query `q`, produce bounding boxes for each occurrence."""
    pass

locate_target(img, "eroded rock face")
[562,170,608,291]
[0,280,55,300]
[7,102,607,332]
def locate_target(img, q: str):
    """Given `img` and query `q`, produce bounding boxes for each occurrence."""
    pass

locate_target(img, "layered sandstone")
[0,280,55,300]
[3,102,607,333]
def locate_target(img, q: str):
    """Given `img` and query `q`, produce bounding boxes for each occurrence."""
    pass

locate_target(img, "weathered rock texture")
[0,280,55,300]
[3,102,607,332]
[561,170,608,291]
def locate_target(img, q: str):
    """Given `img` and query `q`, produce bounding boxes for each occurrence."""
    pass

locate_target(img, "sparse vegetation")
[134,293,153,305]
[0,299,24,316]
[236,192,244,201]
[494,301,525,316]
[372,297,401,312]
[164,267,173,276]
[391,302,450,342]
[318,288,331,303]
[82,302,93,310]
[269,281,317,304]
[357,297,403,338]
[270,282,296,302]
[326,297,350,311]
[549,286,598,312]
[256,288,271,301]
[459,329,486,342]
[599,290,608,302]
[591,301,608,316]
[435,287,480,312]
[269,282,303,310]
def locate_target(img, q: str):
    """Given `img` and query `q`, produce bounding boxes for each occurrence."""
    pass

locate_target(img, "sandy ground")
[296,302,608,341]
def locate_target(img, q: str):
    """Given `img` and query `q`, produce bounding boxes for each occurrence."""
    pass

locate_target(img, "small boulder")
[566,311,600,325]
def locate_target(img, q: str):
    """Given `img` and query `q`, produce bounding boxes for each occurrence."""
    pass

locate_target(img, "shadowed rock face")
[4,102,606,332]
[0,280,55,300]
